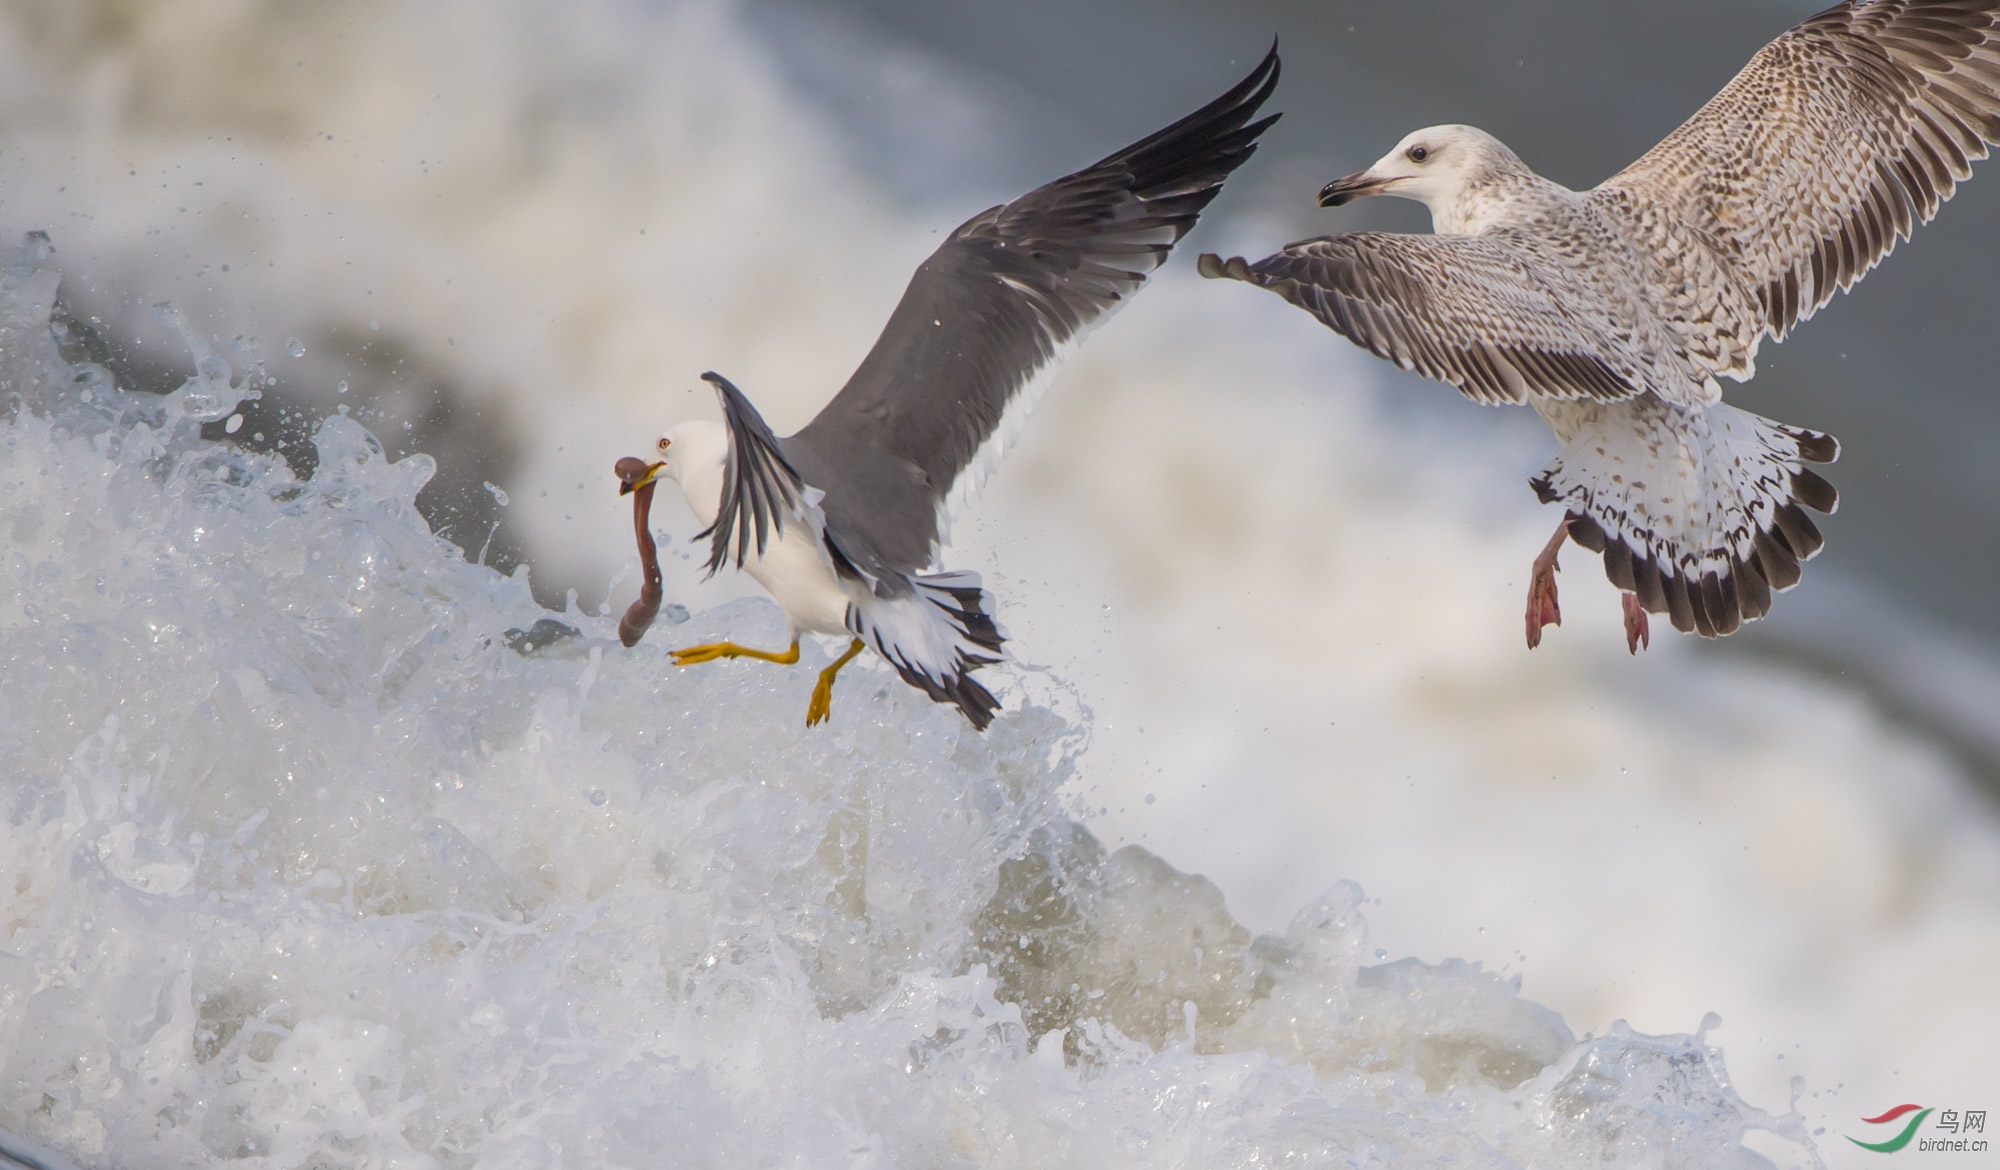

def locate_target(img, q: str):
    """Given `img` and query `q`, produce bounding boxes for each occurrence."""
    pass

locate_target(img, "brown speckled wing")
[1200,234,1648,407]
[1595,0,2000,380]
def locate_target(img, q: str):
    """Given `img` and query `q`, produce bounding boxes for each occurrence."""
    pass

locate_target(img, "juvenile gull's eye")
[1408,145,1430,163]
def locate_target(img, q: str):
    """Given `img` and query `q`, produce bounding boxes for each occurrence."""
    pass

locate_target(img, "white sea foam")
[0,240,1817,1167]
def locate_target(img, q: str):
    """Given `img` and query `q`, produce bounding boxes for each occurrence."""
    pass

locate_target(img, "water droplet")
[284,337,305,358]
[335,380,349,395]
[483,481,509,507]
[224,413,243,434]
[588,789,608,807]
[368,320,380,332]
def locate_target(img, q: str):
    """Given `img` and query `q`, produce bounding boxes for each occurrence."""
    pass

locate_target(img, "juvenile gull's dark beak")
[1318,171,1392,207]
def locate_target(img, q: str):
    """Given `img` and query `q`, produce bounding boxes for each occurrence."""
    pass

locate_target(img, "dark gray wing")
[781,45,1281,581]
[697,371,810,577]
[1198,234,1646,405]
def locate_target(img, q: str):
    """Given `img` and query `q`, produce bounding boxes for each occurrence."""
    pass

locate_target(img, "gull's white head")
[1318,125,1530,226]
[653,420,727,487]
[620,418,729,516]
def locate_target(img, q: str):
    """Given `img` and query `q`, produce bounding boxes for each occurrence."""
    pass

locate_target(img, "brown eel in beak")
[614,455,664,647]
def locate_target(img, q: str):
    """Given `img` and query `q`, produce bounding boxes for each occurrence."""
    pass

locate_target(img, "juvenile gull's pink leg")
[1622,591,1651,655]
[1525,516,1572,650]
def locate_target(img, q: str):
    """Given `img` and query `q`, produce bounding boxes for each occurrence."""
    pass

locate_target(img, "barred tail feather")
[1530,397,1838,638]
[851,570,1005,729]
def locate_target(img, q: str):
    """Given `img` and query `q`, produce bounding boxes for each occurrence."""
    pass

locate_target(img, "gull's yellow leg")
[806,638,866,727]
[671,639,801,666]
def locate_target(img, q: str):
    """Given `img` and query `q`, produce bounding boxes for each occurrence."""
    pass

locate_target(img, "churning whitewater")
[0,235,1812,1166]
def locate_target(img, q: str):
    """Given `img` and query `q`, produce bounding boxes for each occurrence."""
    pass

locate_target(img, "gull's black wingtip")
[1226,38,1282,120]
[1201,39,1283,152]
[701,369,755,410]
[1098,37,1284,176]
[1248,38,1282,132]
[1239,37,1281,85]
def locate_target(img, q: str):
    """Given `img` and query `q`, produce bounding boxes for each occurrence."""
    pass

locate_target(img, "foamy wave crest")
[0,238,1812,1168]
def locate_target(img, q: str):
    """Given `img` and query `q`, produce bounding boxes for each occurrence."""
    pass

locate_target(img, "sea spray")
[0,237,1816,1167]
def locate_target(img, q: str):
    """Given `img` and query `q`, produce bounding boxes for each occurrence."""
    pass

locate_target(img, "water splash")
[152,302,257,425]
[0,238,1816,1167]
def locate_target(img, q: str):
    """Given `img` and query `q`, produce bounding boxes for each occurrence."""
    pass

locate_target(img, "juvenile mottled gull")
[1203,0,2000,652]
[623,47,1280,728]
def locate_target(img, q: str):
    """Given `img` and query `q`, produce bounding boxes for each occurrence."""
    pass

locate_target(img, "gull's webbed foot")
[1525,517,1572,650]
[806,638,866,727]
[1622,591,1651,655]
[671,640,801,667]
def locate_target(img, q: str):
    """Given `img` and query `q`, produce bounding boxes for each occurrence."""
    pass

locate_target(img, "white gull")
[625,48,1280,727]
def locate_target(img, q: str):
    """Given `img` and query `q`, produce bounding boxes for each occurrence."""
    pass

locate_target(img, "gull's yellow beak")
[616,456,665,496]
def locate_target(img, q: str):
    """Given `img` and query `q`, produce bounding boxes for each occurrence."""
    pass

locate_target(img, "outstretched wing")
[781,45,1282,581]
[1593,0,2000,379]
[1199,233,1650,406]
[697,371,810,577]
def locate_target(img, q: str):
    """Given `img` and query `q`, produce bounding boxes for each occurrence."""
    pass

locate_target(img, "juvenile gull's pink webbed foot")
[1622,591,1651,655]
[1525,517,1572,650]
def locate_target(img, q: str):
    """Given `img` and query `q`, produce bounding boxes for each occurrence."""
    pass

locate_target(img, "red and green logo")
[1849,1105,1933,1153]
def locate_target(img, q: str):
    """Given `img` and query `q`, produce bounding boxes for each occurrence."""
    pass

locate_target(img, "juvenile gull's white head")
[1318,125,1541,233]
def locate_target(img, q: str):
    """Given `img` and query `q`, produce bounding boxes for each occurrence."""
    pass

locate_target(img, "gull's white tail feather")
[1531,397,1838,638]
[849,571,1005,729]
